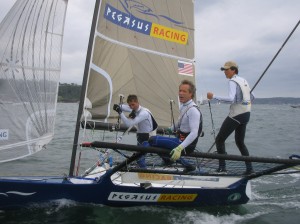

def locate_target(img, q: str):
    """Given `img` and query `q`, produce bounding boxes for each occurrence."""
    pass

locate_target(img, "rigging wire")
[205,100,217,153]
[112,94,129,159]
[251,19,300,93]
[208,101,216,143]
[169,99,176,131]
[116,94,124,130]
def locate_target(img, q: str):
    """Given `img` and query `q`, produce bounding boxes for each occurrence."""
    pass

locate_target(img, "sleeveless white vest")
[229,76,251,117]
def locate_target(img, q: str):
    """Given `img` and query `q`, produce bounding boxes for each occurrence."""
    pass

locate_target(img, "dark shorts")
[137,133,150,144]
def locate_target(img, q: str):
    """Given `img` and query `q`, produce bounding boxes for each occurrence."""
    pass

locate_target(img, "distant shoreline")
[251,97,300,105]
[57,98,300,105]
[58,83,300,104]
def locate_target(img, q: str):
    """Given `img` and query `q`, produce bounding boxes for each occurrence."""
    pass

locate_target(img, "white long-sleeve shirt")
[174,99,201,149]
[120,105,154,133]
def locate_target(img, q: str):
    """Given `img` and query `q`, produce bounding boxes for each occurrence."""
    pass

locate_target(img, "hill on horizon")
[57,83,300,104]
[252,97,300,105]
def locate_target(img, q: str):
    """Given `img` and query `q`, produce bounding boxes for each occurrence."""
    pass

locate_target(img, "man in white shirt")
[148,80,203,172]
[113,95,157,168]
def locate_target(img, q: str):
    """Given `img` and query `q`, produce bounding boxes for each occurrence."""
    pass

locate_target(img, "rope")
[251,19,300,93]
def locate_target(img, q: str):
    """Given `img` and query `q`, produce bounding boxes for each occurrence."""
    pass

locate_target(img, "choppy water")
[1,103,300,224]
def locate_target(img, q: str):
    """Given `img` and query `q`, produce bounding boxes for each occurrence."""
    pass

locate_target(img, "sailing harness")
[136,109,158,144]
[177,105,203,150]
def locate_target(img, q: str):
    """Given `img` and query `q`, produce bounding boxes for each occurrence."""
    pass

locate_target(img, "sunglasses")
[220,66,236,71]
[220,68,229,71]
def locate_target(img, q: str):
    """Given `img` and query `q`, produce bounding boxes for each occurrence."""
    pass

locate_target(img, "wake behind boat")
[1,0,300,210]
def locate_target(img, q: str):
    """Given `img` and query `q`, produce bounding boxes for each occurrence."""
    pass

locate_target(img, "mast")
[69,0,100,176]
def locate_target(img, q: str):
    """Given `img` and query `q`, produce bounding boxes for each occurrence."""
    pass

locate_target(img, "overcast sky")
[1,0,300,98]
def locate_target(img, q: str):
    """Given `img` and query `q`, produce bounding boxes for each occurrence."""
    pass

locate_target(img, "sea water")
[0,103,300,224]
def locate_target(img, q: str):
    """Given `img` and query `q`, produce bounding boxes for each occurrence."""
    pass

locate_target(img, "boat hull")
[0,175,250,209]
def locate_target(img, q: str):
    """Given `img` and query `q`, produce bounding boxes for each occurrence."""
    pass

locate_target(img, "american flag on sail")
[178,60,194,76]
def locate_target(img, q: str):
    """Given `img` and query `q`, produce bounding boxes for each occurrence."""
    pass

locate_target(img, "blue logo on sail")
[118,0,183,25]
[104,4,188,45]
[104,4,151,35]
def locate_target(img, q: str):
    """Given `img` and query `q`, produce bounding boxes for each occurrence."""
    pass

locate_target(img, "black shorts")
[137,133,149,144]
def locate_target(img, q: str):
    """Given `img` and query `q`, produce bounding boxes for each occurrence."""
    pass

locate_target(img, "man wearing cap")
[207,61,254,175]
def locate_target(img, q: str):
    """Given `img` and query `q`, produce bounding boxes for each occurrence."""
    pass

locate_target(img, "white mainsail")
[0,0,68,162]
[83,0,196,129]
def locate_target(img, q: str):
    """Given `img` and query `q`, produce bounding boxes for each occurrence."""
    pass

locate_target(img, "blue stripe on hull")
[0,176,249,209]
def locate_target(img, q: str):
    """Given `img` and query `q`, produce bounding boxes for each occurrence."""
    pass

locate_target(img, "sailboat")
[1,0,300,210]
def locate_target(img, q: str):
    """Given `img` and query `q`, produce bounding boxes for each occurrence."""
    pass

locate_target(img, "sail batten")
[95,31,195,62]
